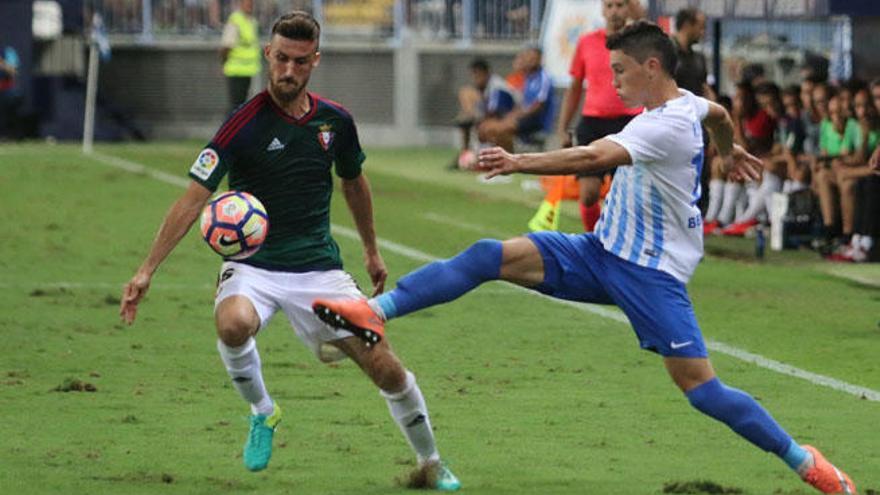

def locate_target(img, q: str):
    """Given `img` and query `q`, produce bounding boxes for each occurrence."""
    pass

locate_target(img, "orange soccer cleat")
[721,218,759,236]
[312,298,385,346]
[801,445,857,494]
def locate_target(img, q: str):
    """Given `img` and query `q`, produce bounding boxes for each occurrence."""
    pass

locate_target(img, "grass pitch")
[1,142,878,494]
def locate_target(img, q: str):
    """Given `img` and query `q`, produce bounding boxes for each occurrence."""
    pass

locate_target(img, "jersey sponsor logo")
[190,148,219,180]
[318,123,334,151]
[266,137,285,151]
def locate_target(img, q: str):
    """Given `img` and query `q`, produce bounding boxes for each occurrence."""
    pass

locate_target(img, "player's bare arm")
[477,138,631,178]
[120,181,212,324]
[702,100,762,182]
[341,174,387,296]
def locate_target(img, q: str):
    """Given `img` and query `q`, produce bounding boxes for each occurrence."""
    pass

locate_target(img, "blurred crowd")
[701,71,880,263]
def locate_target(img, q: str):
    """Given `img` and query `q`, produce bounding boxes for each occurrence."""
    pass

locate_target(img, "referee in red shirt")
[555,0,643,231]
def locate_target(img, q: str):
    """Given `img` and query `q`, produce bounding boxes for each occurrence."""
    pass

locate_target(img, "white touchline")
[88,150,880,402]
[422,212,511,239]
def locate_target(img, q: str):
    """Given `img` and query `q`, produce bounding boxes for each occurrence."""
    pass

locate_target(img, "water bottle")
[755,224,766,259]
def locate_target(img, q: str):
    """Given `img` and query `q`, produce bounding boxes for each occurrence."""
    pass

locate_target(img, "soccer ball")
[199,191,269,260]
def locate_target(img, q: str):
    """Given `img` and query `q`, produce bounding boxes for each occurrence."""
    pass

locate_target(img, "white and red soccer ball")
[200,191,268,259]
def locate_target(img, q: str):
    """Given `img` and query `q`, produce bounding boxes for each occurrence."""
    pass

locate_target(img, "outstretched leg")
[666,357,856,494]
[313,237,545,341]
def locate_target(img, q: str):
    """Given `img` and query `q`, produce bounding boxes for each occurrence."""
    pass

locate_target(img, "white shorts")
[214,261,362,362]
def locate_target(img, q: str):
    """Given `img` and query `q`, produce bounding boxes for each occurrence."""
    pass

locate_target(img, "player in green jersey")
[119,11,460,490]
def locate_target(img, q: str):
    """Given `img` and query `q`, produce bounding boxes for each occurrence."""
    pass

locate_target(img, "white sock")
[739,171,782,222]
[859,235,874,251]
[367,298,386,321]
[736,182,758,222]
[381,371,439,465]
[705,179,725,222]
[782,179,793,194]
[761,172,783,220]
[718,182,742,225]
[217,338,274,416]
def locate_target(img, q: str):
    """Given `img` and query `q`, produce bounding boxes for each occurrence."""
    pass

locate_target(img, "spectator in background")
[780,84,810,192]
[221,0,260,112]
[452,58,518,168]
[814,90,859,252]
[671,7,711,98]
[671,7,715,215]
[800,78,822,161]
[713,82,776,235]
[505,50,527,93]
[826,87,880,262]
[0,45,21,140]
[721,82,786,235]
[871,78,880,115]
[555,0,642,232]
[478,46,554,153]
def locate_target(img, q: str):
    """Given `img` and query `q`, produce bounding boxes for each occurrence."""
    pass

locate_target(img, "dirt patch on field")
[53,378,97,392]
[662,480,743,494]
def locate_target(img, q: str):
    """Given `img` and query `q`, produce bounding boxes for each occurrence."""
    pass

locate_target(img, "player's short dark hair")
[675,7,701,31]
[271,11,321,48]
[469,58,490,73]
[605,20,677,76]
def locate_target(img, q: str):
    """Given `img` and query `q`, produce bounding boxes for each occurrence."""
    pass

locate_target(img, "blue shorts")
[527,232,707,358]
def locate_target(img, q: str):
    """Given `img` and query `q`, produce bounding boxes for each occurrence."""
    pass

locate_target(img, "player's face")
[609,49,648,107]
[265,35,320,104]
[602,0,629,31]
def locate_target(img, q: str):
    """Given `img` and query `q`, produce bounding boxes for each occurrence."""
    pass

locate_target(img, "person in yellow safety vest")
[221,0,260,112]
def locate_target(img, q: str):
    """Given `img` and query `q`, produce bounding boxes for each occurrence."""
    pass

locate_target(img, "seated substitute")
[313,22,857,495]
[478,46,555,153]
[452,58,518,169]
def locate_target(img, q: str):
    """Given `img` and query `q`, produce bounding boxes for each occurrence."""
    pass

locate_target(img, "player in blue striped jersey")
[314,21,856,494]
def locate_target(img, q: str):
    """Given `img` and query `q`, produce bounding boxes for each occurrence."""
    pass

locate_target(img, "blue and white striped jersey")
[598,89,709,283]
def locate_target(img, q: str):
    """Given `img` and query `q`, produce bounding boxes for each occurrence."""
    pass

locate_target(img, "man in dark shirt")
[672,8,710,98]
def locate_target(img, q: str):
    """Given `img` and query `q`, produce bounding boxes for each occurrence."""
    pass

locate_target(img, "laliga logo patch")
[190,148,220,180]
[317,124,334,151]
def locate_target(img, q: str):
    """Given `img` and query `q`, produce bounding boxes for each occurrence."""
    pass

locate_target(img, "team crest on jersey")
[190,148,219,180]
[317,124,334,151]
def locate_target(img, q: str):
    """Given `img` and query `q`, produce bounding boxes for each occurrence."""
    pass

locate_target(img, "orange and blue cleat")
[801,445,857,494]
[313,298,385,346]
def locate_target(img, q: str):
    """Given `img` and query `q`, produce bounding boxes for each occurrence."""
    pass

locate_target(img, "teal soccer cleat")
[405,460,462,491]
[243,404,282,471]
[433,463,462,492]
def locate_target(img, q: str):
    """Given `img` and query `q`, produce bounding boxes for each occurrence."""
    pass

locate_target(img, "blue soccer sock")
[686,378,800,468]
[373,239,503,320]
